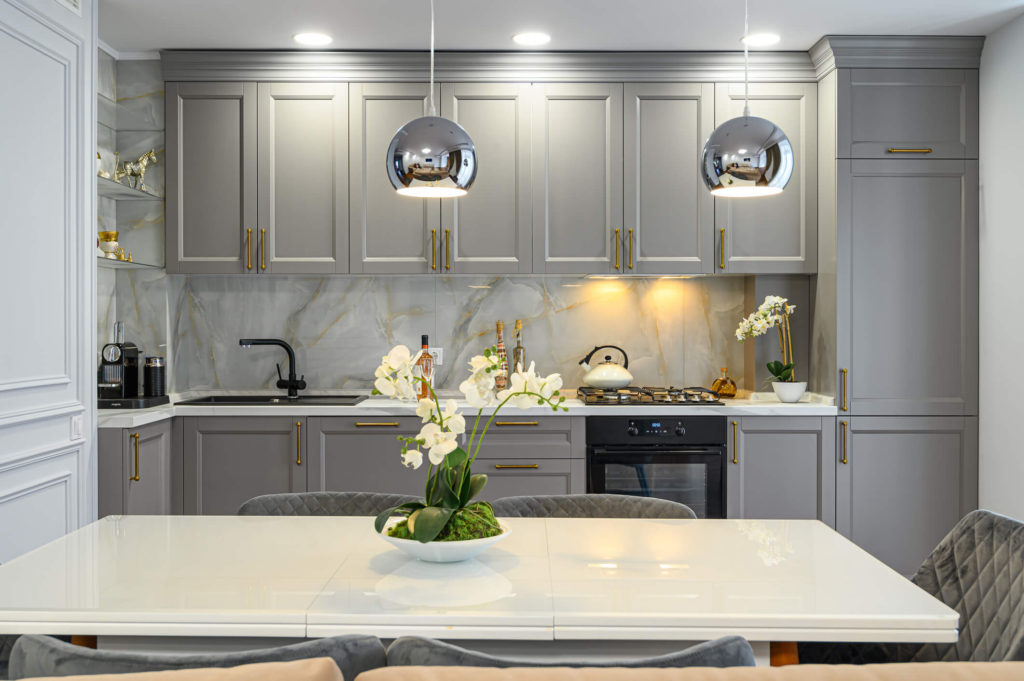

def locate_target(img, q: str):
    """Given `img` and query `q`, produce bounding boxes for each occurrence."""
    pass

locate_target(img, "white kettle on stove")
[579,345,633,389]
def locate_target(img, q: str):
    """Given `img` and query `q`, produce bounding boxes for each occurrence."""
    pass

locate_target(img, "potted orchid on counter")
[371,344,566,562]
[736,295,806,403]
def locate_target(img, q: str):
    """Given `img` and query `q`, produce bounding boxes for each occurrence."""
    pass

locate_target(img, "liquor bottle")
[511,319,526,372]
[494,321,509,390]
[415,334,434,399]
[711,367,738,399]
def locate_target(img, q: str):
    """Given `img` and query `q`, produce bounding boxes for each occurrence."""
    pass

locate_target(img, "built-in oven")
[586,416,727,518]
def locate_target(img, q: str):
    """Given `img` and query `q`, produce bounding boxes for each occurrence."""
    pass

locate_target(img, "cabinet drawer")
[473,418,573,460]
[320,416,423,433]
[475,459,584,501]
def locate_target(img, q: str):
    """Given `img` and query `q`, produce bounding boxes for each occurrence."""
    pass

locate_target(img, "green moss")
[387,503,503,542]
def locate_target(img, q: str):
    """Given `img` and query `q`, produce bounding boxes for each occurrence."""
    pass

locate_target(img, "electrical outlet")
[429,347,443,366]
[70,414,84,441]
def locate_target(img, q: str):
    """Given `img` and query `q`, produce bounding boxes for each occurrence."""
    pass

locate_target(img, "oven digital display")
[650,422,661,428]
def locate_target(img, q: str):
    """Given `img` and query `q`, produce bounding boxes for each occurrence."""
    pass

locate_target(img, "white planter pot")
[772,381,807,403]
[380,520,510,563]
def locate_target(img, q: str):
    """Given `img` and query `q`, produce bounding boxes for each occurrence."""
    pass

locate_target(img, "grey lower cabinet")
[836,416,979,576]
[98,420,176,517]
[472,416,585,500]
[837,159,978,416]
[726,416,836,525]
[182,417,305,515]
[714,82,818,274]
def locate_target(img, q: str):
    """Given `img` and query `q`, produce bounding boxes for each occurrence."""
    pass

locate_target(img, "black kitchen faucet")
[238,338,307,399]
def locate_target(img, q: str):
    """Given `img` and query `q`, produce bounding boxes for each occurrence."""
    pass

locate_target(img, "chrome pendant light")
[387,0,476,198]
[700,0,793,198]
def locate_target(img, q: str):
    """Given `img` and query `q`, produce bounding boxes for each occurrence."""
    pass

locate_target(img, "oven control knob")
[675,425,686,436]
[626,424,640,436]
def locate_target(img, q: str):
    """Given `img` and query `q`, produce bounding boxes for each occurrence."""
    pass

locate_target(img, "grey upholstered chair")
[386,635,754,667]
[237,491,418,516]
[490,493,697,519]
[8,634,386,680]
[800,509,1024,663]
[0,634,16,679]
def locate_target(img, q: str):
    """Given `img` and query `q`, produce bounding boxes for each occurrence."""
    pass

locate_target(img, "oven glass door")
[588,448,726,518]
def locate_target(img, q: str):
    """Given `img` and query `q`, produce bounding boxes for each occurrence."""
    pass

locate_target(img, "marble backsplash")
[100,273,751,393]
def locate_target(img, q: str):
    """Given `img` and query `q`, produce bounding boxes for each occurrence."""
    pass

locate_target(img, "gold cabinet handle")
[840,368,848,412]
[614,228,620,269]
[720,228,726,270]
[840,420,848,464]
[494,464,539,470]
[295,421,302,465]
[627,228,634,270]
[355,421,400,427]
[431,229,437,270]
[445,228,451,270]
[887,148,932,154]
[130,433,140,481]
[260,228,266,270]
[731,420,738,464]
[246,228,252,270]
[495,421,539,426]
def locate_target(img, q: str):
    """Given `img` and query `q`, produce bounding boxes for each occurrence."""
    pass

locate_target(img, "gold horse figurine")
[116,149,158,193]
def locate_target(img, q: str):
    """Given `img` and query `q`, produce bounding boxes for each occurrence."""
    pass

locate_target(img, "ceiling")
[98,0,1024,54]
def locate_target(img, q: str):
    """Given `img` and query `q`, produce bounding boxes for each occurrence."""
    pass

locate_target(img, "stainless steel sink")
[176,394,367,406]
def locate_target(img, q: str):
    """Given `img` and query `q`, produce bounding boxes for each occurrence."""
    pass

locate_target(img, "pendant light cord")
[743,0,750,117]
[429,0,436,116]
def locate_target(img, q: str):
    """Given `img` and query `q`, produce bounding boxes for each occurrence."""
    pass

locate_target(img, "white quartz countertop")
[0,516,955,643]
[97,392,836,428]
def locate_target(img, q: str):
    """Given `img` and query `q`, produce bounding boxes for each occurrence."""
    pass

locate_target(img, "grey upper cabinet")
[440,83,532,274]
[166,82,257,274]
[836,416,978,575]
[532,83,623,274]
[624,83,715,275]
[306,416,426,496]
[258,83,349,274]
[349,83,442,274]
[837,69,979,160]
[714,83,817,274]
[98,420,175,517]
[837,159,979,416]
[726,417,835,526]
[182,417,305,515]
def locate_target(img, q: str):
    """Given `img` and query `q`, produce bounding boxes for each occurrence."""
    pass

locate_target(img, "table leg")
[770,641,799,666]
[71,635,97,649]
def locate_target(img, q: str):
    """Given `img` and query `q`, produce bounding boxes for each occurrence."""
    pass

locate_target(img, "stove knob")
[626,425,640,436]
[675,425,686,436]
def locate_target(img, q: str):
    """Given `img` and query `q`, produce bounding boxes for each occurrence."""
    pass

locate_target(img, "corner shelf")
[97,176,163,201]
[97,256,162,270]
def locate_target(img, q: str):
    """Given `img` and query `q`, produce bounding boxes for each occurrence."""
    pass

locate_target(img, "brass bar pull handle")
[614,228,620,269]
[840,421,848,464]
[431,229,437,270]
[355,421,400,428]
[731,421,738,464]
[887,148,932,154]
[260,228,266,271]
[840,368,848,412]
[495,421,539,426]
[246,229,252,270]
[627,228,634,270]
[130,433,140,481]
[445,228,451,270]
[720,228,726,270]
[295,422,302,465]
[494,464,540,470]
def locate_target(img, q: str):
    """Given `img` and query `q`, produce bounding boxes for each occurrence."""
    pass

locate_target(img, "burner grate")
[577,386,723,406]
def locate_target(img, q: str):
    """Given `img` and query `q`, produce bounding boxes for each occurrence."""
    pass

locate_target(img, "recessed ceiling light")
[512,32,551,47]
[741,33,780,47]
[293,32,332,47]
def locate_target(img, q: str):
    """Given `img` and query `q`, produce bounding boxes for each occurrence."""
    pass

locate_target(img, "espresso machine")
[98,322,168,409]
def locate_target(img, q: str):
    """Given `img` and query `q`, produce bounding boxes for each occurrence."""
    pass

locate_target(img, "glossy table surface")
[0,516,957,642]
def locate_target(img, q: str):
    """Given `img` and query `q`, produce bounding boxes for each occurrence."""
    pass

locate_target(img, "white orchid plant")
[736,295,798,383]
[372,344,567,543]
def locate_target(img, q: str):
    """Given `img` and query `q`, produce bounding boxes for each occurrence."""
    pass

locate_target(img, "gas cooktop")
[577,386,724,406]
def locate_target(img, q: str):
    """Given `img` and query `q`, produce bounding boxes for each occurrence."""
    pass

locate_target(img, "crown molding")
[811,35,984,79]
[161,50,818,83]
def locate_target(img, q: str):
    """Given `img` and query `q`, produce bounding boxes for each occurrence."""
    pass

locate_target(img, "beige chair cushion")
[26,657,344,681]
[356,663,1024,681]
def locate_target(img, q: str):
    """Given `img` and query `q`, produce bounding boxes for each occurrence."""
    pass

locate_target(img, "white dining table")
[0,515,957,666]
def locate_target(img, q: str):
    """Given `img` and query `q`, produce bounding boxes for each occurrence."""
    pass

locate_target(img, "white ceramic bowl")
[380,519,510,563]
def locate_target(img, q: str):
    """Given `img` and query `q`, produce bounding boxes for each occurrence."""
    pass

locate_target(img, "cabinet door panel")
[124,421,174,515]
[838,159,978,416]
[349,83,440,274]
[183,417,305,515]
[476,459,583,500]
[836,416,978,575]
[166,82,256,274]
[259,83,348,274]
[714,83,817,273]
[625,83,714,274]
[838,69,978,159]
[441,83,531,274]
[307,417,425,495]
[532,84,623,274]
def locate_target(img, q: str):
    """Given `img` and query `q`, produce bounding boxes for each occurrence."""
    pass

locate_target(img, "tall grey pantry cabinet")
[165,82,349,274]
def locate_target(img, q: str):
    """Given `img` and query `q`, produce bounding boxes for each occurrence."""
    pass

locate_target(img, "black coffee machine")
[98,322,168,409]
